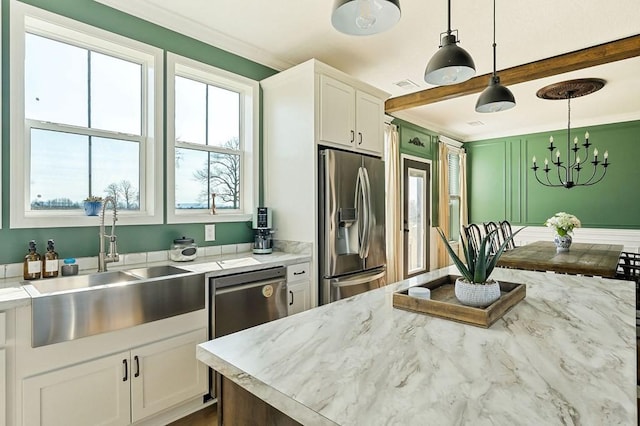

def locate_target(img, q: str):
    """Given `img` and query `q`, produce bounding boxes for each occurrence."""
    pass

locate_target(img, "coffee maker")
[252,207,274,254]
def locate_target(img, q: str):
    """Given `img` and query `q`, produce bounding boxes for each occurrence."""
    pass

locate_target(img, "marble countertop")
[197,266,637,425]
[0,250,310,311]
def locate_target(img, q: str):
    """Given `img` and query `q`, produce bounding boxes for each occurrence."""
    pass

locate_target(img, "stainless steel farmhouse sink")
[23,266,205,347]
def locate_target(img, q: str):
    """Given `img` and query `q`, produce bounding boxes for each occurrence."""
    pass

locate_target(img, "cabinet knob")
[123,359,128,382]
[289,290,294,306]
[350,130,355,143]
[293,270,305,275]
[358,132,363,145]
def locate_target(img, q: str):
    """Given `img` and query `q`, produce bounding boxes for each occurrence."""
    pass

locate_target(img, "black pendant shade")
[424,0,475,86]
[475,0,515,113]
[475,75,516,113]
[424,33,476,85]
[331,0,401,36]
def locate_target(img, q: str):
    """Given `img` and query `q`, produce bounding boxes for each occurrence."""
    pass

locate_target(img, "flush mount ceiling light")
[531,78,609,189]
[331,0,401,36]
[424,0,475,85]
[475,0,515,113]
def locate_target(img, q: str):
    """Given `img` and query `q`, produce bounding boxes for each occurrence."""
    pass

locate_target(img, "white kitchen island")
[197,266,636,425]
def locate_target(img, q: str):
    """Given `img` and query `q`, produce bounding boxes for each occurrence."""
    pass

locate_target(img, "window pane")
[408,168,426,274]
[175,148,210,209]
[210,151,241,209]
[174,148,241,210]
[91,137,140,210]
[30,129,89,209]
[175,76,206,145]
[25,34,88,127]
[207,85,240,148]
[449,198,461,241]
[448,152,460,196]
[90,51,142,135]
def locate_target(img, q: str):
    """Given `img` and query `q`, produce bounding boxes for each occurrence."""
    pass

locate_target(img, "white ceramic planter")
[455,278,501,308]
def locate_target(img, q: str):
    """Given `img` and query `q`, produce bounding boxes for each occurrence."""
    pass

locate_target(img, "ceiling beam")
[385,34,640,113]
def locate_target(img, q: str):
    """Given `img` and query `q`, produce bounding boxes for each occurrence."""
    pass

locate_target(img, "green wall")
[466,120,640,229]
[0,0,278,263]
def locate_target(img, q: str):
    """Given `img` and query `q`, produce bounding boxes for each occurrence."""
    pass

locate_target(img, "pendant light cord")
[492,0,497,77]
[447,0,452,34]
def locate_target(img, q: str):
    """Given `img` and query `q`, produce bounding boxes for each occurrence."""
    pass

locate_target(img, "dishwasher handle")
[215,277,285,295]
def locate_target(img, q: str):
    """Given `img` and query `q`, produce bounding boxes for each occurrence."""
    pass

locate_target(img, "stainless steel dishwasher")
[208,266,287,397]
[210,266,287,338]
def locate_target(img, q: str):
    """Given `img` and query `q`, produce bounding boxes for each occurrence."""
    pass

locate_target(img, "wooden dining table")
[496,241,624,278]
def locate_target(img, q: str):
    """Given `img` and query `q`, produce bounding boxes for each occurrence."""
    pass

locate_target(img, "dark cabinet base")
[218,375,302,426]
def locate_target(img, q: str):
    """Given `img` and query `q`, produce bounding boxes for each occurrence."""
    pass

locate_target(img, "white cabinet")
[22,328,207,426]
[130,328,208,422]
[23,351,130,426]
[319,74,385,156]
[287,262,311,315]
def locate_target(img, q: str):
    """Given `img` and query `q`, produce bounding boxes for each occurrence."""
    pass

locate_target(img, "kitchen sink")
[24,267,205,347]
[27,270,140,296]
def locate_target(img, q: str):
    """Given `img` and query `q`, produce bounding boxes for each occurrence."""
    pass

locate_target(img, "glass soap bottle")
[42,239,59,278]
[23,240,42,280]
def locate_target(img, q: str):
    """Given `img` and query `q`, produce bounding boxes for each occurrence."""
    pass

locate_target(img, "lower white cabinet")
[288,281,311,315]
[22,328,207,426]
[287,262,312,316]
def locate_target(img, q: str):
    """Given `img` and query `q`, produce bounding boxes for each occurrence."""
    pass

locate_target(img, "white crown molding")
[95,0,294,71]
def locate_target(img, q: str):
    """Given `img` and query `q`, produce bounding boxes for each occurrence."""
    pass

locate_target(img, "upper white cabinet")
[319,74,385,156]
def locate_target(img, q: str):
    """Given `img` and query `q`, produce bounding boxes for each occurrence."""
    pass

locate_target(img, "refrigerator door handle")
[361,166,373,259]
[355,167,369,259]
[329,269,386,288]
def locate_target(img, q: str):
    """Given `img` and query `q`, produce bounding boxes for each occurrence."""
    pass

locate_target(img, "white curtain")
[384,123,402,284]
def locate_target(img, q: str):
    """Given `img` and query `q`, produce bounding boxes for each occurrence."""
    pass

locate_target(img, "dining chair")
[483,221,504,254]
[462,223,483,256]
[499,220,517,250]
[616,252,640,283]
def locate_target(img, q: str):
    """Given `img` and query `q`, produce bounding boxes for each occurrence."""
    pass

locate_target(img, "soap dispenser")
[42,239,59,278]
[23,240,42,280]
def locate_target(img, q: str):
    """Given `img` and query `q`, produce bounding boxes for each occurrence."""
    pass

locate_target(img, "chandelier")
[531,78,610,189]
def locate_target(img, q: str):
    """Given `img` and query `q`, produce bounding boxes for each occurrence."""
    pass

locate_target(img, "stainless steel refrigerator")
[319,148,386,304]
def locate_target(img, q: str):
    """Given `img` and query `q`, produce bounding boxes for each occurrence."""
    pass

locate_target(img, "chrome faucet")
[98,196,119,272]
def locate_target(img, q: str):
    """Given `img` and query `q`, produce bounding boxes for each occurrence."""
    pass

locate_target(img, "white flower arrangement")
[545,212,581,237]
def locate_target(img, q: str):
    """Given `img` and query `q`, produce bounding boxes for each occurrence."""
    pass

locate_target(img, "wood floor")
[169,404,217,426]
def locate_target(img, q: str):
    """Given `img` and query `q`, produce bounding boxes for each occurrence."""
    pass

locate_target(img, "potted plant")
[83,196,103,216]
[437,227,522,308]
[544,212,581,252]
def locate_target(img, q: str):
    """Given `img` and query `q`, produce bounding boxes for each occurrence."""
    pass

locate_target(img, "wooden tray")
[392,275,526,328]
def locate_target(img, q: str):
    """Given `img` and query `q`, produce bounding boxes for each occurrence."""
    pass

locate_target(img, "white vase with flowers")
[545,212,581,252]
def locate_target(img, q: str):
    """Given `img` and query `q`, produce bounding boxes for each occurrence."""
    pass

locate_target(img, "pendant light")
[424,0,475,85]
[331,0,401,36]
[475,0,516,113]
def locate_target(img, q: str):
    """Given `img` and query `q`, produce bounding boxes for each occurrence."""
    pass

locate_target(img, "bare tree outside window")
[192,137,241,210]
[104,180,140,210]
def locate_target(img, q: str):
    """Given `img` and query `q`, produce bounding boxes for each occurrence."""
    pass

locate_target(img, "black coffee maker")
[252,207,273,254]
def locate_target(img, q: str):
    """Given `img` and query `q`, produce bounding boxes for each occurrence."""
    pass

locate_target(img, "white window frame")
[9,1,164,228]
[166,52,258,224]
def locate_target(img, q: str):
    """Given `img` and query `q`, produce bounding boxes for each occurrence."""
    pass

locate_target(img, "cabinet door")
[130,328,208,422]
[22,351,130,426]
[355,90,384,156]
[288,281,311,315]
[319,74,355,148]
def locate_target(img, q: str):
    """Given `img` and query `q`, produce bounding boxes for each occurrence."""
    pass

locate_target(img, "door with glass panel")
[402,158,431,278]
